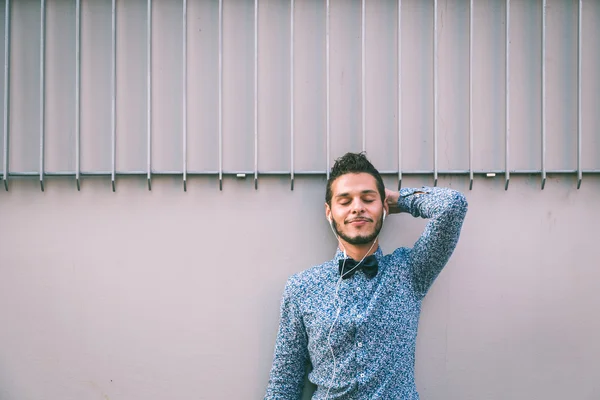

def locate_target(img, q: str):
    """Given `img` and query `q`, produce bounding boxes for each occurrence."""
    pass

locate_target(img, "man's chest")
[300,274,420,346]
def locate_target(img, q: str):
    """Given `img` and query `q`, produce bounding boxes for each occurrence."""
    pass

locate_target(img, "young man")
[265,152,468,399]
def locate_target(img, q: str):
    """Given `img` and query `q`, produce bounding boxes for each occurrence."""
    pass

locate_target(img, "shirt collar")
[333,246,384,263]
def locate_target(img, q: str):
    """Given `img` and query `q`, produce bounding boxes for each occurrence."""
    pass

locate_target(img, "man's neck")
[339,239,379,261]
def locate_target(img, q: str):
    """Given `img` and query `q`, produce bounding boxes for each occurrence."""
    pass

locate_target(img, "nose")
[350,198,366,214]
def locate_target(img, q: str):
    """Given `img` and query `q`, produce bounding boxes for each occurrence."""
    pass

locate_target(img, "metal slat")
[504,0,510,190]
[3,0,10,191]
[290,0,294,190]
[433,0,438,187]
[361,0,366,153]
[75,0,81,190]
[147,0,152,191]
[577,0,582,189]
[397,0,402,190]
[182,0,187,191]
[541,0,546,189]
[325,0,330,179]
[254,0,258,190]
[4,169,600,179]
[469,0,473,190]
[111,0,116,192]
[39,0,46,191]
[218,0,223,190]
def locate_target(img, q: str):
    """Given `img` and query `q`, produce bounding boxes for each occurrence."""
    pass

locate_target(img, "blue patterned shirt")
[265,187,468,399]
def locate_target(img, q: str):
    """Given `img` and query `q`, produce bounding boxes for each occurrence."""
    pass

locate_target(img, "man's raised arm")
[389,186,468,299]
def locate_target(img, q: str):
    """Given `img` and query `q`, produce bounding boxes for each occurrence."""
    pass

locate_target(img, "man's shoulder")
[380,247,412,275]
[284,259,335,296]
[385,246,411,262]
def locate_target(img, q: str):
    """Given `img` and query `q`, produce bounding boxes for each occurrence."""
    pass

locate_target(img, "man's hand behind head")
[385,188,401,214]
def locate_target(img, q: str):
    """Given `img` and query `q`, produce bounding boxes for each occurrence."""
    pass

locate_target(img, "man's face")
[326,173,386,246]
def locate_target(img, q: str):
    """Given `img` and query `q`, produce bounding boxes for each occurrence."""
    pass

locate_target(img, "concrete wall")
[0,1,599,399]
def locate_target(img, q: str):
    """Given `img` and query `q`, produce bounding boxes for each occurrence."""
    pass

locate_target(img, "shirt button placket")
[356,305,365,384]
[355,280,367,385]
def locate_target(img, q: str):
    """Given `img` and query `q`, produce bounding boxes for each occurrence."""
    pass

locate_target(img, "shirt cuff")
[397,187,431,212]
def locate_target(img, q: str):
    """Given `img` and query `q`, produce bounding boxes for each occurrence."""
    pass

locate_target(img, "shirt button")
[360,373,365,378]
[357,342,363,348]
[356,287,361,292]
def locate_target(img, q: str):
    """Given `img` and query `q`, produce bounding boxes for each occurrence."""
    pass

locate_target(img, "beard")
[332,214,384,245]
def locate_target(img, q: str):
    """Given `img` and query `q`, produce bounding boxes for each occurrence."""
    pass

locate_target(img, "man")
[265,152,468,399]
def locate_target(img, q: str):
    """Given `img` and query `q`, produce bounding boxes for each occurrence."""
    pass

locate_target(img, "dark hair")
[325,152,385,206]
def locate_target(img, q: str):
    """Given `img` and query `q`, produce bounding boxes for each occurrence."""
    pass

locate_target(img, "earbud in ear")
[327,216,332,224]
[383,210,387,221]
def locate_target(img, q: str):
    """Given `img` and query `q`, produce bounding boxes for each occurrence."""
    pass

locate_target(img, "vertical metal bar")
[541,0,546,189]
[182,0,187,191]
[3,0,10,191]
[75,0,81,190]
[39,0,46,192]
[111,0,116,192]
[326,0,330,179]
[577,0,582,189]
[504,0,510,190]
[361,0,366,153]
[397,0,402,190]
[254,0,258,190]
[290,0,294,190]
[433,0,438,187]
[147,0,152,191]
[218,0,223,190]
[469,0,473,190]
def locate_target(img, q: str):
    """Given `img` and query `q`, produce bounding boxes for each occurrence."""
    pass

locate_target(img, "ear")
[325,203,332,223]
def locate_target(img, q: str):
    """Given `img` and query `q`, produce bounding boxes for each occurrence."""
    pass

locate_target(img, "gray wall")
[0,0,599,399]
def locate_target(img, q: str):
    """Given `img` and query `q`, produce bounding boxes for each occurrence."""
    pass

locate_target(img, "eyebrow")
[335,190,378,198]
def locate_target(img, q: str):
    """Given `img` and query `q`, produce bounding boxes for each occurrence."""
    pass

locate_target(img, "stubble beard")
[332,215,384,246]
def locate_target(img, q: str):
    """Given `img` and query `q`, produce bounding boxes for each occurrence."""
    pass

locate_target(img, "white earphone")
[324,210,384,399]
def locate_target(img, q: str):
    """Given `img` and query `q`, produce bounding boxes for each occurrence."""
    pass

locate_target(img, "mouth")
[346,218,372,225]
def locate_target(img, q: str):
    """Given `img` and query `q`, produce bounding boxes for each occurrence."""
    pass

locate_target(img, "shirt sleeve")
[264,278,309,400]
[397,186,468,299]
